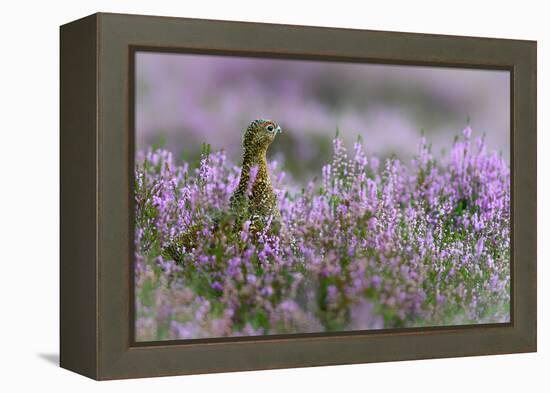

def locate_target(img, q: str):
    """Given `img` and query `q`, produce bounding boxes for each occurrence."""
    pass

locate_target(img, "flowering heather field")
[134,127,510,341]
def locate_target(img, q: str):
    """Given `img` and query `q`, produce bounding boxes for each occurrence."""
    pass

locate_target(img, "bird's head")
[243,119,282,154]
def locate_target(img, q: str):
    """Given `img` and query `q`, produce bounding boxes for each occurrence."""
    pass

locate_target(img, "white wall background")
[0,0,546,391]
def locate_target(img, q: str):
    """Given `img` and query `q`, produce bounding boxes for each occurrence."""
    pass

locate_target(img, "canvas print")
[133,52,510,342]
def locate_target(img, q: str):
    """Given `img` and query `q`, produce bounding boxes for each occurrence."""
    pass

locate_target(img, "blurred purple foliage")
[136,53,510,180]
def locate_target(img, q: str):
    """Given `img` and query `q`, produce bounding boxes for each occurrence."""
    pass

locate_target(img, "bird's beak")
[275,126,282,134]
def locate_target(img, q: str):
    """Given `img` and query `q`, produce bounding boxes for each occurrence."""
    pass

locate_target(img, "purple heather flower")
[135,128,510,341]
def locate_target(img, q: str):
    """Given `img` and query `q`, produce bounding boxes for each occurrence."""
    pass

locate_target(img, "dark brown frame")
[60,12,537,380]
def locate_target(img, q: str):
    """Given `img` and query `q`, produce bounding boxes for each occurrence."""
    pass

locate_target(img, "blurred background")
[136,52,510,181]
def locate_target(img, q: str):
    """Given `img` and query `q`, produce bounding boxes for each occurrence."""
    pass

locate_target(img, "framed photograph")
[60,12,536,380]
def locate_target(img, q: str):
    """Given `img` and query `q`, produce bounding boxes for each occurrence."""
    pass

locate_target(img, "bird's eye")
[267,125,274,132]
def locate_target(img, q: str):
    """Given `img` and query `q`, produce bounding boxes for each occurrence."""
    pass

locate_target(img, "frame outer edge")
[519,41,537,351]
[60,13,99,380]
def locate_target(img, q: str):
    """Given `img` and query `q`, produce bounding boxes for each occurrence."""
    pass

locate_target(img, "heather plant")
[134,127,510,341]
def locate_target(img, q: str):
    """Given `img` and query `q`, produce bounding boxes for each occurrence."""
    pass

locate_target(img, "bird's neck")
[243,147,267,169]
[243,146,268,167]
[240,148,269,187]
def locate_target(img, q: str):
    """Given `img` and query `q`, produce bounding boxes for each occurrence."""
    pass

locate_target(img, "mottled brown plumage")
[230,119,282,233]
[164,119,282,263]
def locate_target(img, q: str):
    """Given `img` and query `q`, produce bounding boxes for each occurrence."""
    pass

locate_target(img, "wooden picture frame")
[60,12,536,380]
